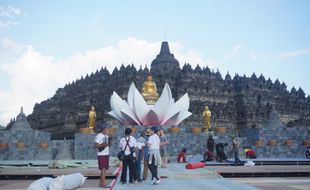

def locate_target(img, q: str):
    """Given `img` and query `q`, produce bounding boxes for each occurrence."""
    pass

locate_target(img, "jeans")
[135,157,142,180]
[234,149,241,163]
[121,155,134,183]
[148,155,159,180]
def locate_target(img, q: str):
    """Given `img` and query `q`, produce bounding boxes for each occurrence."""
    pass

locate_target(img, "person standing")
[95,124,112,188]
[159,129,169,168]
[143,128,152,180]
[148,126,161,185]
[204,135,215,161]
[135,132,146,182]
[233,136,241,164]
[119,128,137,184]
[207,135,215,152]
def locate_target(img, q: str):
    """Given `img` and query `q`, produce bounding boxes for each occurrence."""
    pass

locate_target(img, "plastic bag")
[49,175,64,190]
[27,177,53,190]
[63,173,87,190]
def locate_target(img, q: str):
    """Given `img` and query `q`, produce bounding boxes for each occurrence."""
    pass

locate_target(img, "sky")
[0,0,310,126]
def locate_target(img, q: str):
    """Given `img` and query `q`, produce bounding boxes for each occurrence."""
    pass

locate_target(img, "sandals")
[99,184,111,188]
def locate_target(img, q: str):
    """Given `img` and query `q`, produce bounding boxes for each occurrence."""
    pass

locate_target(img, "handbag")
[117,150,125,161]
[117,137,131,161]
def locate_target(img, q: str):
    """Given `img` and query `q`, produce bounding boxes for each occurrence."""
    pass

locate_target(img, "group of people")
[94,125,168,188]
[202,135,256,164]
[202,135,228,162]
[94,124,258,188]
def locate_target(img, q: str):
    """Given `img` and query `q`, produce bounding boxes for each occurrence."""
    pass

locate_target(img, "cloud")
[0,37,216,125]
[249,51,271,61]
[0,6,21,17]
[224,44,243,61]
[0,6,21,29]
[0,20,18,29]
[279,48,310,59]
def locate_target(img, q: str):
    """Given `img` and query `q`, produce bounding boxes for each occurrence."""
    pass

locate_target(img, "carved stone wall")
[21,42,310,140]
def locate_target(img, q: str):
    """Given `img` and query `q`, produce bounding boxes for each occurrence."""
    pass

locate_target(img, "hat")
[151,126,158,133]
[99,123,107,131]
[145,128,152,136]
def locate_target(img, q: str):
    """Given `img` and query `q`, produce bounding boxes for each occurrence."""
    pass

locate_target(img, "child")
[177,149,187,163]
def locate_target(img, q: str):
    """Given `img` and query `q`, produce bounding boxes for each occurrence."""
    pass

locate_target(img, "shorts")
[98,155,109,170]
[160,148,166,157]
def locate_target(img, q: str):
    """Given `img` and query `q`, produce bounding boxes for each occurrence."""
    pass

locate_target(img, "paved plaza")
[1,162,310,190]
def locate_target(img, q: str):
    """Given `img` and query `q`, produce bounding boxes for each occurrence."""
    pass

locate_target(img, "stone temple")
[21,41,310,139]
[1,41,310,159]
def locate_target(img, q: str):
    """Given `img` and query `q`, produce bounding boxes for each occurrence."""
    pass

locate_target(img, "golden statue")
[88,106,96,133]
[141,73,158,105]
[203,106,211,131]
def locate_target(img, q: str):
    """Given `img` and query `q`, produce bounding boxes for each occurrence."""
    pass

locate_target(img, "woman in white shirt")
[148,126,161,185]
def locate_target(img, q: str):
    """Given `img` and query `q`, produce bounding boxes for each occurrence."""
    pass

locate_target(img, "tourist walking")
[119,128,137,184]
[148,126,161,185]
[159,129,169,167]
[95,124,112,188]
[143,128,152,180]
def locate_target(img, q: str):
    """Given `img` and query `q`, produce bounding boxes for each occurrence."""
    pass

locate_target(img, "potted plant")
[268,140,277,146]
[169,127,180,134]
[16,142,26,149]
[79,127,91,134]
[303,140,310,146]
[107,127,117,135]
[284,140,293,146]
[191,127,202,134]
[255,140,263,147]
[215,127,227,133]
[0,143,8,149]
[38,142,49,148]
[131,127,137,134]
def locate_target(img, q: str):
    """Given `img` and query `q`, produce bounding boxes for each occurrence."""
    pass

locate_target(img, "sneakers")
[151,178,160,185]
[151,178,157,185]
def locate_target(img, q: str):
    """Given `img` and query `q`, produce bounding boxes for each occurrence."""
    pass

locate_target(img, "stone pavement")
[112,163,259,190]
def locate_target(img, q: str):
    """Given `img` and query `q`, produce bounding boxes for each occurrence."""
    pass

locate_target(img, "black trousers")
[121,155,135,183]
[148,155,159,180]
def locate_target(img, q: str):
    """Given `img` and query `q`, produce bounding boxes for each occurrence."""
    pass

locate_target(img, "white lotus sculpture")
[108,83,192,126]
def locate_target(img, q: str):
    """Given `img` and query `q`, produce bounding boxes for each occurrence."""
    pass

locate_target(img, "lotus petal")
[120,110,140,125]
[174,111,192,126]
[141,109,160,125]
[152,83,172,122]
[120,108,141,126]
[161,112,180,126]
[133,87,150,124]
[108,111,124,124]
[110,92,133,123]
[160,93,190,125]
[109,82,192,126]
[127,83,136,110]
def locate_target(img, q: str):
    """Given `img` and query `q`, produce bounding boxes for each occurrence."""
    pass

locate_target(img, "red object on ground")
[185,162,205,169]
